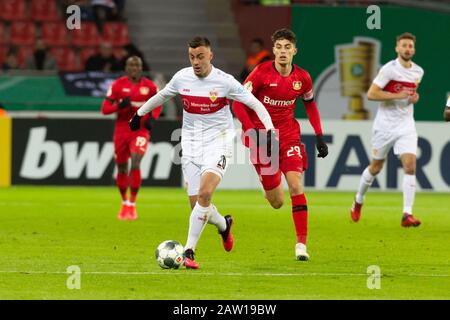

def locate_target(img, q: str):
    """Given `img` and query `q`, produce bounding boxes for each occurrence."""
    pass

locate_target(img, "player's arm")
[143,84,164,131]
[130,76,178,131]
[368,65,410,101]
[301,72,328,158]
[101,82,121,114]
[231,71,260,131]
[228,77,274,131]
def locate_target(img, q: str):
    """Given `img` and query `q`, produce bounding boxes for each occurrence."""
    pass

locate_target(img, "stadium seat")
[0,0,28,21]
[50,47,80,71]
[31,0,60,22]
[41,22,70,46]
[0,46,8,65]
[102,22,130,46]
[79,47,97,67]
[10,22,36,46]
[71,22,100,47]
[113,47,125,60]
[0,24,7,45]
[17,46,34,67]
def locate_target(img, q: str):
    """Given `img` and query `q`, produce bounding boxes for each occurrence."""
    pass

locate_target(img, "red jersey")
[233,61,322,142]
[101,76,162,135]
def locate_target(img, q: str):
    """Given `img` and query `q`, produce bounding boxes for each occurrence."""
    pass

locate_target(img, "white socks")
[356,167,376,204]
[184,202,226,251]
[207,204,227,233]
[403,174,416,215]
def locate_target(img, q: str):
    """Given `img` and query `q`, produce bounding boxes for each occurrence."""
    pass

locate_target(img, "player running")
[350,32,424,227]
[101,56,162,220]
[129,36,275,269]
[232,28,328,261]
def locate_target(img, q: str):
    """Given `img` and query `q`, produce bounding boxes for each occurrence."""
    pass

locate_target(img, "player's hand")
[118,96,131,109]
[316,134,328,158]
[129,112,142,131]
[408,93,419,104]
[144,116,154,132]
[396,89,410,100]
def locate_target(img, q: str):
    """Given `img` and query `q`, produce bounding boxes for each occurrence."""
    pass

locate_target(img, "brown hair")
[396,32,416,43]
[188,36,211,48]
[271,28,297,45]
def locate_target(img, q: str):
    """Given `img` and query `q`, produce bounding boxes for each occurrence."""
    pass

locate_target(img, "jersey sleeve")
[101,81,120,115]
[227,75,274,130]
[372,64,392,89]
[137,72,179,116]
[300,70,314,101]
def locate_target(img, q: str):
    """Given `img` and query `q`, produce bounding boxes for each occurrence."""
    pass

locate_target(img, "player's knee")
[404,166,416,175]
[198,189,213,204]
[269,199,283,209]
[369,163,383,175]
[288,185,303,197]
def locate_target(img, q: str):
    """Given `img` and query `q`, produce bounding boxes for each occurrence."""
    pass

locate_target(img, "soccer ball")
[155,240,185,269]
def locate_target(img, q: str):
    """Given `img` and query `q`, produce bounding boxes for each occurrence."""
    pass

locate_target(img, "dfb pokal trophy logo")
[335,37,380,120]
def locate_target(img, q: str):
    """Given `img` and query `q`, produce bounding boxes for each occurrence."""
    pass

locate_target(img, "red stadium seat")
[79,47,97,67]
[102,22,129,46]
[113,47,125,60]
[0,24,7,45]
[17,46,34,67]
[71,22,100,47]
[41,22,70,46]
[50,47,80,71]
[10,22,36,46]
[31,0,60,21]
[0,0,28,21]
[0,46,8,65]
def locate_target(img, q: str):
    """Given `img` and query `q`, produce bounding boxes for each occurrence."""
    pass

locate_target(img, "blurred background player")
[232,28,328,261]
[239,37,272,82]
[444,95,450,121]
[350,33,424,227]
[101,56,162,220]
[129,36,275,269]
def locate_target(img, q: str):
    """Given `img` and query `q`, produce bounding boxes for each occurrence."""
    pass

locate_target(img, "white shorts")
[371,131,418,160]
[181,147,232,196]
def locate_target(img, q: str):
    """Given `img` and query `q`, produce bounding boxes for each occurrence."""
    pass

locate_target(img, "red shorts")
[252,141,308,191]
[114,130,150,164]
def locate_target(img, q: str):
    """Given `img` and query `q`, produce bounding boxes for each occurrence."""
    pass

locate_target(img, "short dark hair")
[271,28,297,45]
[251,38,265,47]
[396,32,416,43]
[188,36,211,49]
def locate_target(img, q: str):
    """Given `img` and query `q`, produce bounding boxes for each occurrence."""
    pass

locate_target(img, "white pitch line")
[0,270,448,278]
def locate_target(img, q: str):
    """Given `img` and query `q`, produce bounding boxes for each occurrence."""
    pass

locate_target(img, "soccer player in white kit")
[350,32,424,227]
[129,36,275,268]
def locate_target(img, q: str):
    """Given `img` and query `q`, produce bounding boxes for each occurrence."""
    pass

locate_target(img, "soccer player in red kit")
[232,28,328,260]
[101,56,162,220]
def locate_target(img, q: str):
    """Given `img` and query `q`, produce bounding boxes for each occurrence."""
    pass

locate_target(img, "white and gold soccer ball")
[155,240,184,269]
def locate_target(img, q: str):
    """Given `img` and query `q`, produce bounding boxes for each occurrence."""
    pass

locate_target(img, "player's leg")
[396,133,421,227]
[253,162,284,209]
[281,142,309,260]
[351,132,393,222]
[284,171,310,261]
[114,135,130,220]
[128,152,144,220]
[127,132,150,220]
[116,161,129,220]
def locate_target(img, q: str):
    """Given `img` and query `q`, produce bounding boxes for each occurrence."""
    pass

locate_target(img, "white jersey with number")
[372,58,424,134]
[138,65,274,160]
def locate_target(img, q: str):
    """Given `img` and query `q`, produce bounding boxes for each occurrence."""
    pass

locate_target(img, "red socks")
[291,194,308,245]
[116,172,128,202]
[129,169,141,203]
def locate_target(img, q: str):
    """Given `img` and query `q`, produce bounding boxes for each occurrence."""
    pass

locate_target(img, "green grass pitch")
[0,186,449,299]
